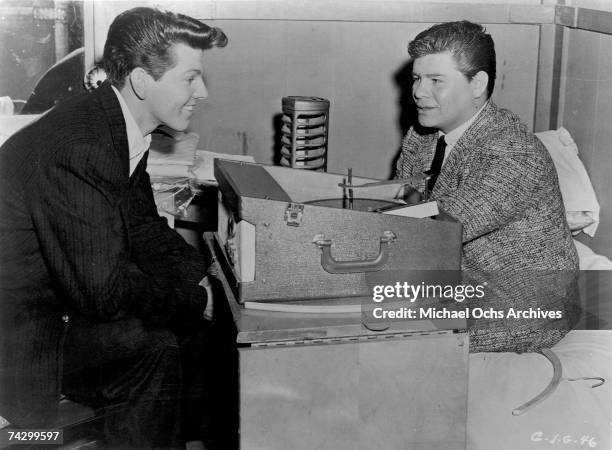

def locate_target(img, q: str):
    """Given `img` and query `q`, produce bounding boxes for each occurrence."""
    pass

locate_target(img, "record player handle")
[312,231,397,274]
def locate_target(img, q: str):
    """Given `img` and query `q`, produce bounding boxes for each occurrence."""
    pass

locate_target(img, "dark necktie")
[426,135,446,192]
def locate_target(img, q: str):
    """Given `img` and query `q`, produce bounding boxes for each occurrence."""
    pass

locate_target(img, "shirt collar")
[439,100,488,147]
[111,86,151,175]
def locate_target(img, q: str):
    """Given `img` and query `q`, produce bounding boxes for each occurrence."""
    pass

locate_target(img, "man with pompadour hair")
[1,7,227,448]
[102,7,227,88]
[396,21,579,353]
[407,21,496,98]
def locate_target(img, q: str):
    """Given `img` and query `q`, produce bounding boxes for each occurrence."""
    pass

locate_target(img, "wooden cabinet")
[205,234,468,449]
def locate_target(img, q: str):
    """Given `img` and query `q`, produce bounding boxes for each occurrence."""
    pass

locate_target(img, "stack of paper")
[191,150,255,182]
[148,130,199,178]
[147,129,256,182]
[382,201,439,218]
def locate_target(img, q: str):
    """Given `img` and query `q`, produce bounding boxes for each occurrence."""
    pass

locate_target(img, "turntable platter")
[304,198,402,212]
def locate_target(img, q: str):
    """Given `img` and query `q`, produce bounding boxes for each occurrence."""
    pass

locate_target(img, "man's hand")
[402,187,423,205]
[199,276,214,320]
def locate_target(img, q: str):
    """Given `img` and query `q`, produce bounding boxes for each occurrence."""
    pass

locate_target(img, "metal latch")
[284,203,304,226]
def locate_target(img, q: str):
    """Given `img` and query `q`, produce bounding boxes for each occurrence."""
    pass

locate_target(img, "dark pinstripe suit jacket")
[396,101,580,352]
[0,82,209,425]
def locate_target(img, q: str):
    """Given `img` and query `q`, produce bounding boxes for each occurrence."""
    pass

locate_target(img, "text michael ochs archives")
[369,282,564,320]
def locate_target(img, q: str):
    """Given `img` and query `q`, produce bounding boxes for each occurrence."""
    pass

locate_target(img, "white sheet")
[468,330,612,450]
[574,239,612,270]
[468,231,611,449]
[536,128,600,237]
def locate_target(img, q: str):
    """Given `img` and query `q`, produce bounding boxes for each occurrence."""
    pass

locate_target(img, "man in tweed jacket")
[396,21,579,352]
[0,8,227,448]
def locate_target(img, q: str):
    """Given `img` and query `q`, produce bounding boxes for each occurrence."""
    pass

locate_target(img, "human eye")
[185,72,199,84]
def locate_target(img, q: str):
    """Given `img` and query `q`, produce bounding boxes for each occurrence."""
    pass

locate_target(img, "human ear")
[128,67,149,100]
[471,71,488,98]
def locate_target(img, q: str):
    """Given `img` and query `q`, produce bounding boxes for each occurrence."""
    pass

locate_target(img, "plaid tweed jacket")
[396,101,579,352]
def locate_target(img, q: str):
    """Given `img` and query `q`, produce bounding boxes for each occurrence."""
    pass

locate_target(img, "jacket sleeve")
[436,137,552,244]
[127,155,210,322]
[31,142,205,323]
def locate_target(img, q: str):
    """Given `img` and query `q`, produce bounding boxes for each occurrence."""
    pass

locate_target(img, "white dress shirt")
[111,86,151,176]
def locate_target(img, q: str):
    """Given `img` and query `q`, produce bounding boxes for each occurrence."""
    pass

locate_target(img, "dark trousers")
[62,315,215,449]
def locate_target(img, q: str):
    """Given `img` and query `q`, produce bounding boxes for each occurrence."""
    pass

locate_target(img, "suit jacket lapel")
[94,82,134,243]
[129,151,149,184]
[433,102,497,197]
[96,81,130,180]
[455,101,497,151]
[410,130,437,192]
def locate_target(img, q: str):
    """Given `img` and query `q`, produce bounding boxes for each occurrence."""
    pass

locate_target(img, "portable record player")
[214,159,462,302]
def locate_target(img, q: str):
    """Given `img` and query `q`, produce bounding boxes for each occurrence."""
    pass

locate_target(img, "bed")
[467,127,612,450]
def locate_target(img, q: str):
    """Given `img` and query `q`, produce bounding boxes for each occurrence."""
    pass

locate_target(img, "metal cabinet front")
[239,331,468,450]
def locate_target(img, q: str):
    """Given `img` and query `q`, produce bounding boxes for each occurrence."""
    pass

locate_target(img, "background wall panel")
[89,2,540,179]
[561,28,612,258]
[187,20,538,179]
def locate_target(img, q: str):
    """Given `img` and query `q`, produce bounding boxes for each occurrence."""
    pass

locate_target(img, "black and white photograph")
[1,0,611,449]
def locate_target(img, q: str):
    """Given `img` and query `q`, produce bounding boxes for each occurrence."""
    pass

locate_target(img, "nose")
[193,76,208,100]
[412,79,427,100]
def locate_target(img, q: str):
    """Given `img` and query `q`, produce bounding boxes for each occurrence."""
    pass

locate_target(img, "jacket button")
[62,315,70,323]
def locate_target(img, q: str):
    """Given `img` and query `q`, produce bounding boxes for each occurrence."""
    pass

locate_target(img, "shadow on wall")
[265,60,420,177]
[202,126,250,156]
[389,59,419,179]
[272,113,283,166]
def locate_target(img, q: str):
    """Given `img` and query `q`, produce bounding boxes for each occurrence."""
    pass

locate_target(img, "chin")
[165,121,190,132]
[418,118,438,129]
[417,114,437,129]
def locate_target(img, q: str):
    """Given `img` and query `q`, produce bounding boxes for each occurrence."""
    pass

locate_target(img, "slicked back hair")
[408,21,496,98]
[102,7,228,88]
